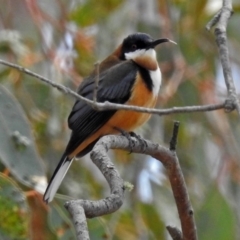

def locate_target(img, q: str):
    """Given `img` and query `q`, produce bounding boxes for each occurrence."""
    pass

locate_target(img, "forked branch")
[65,121,197,240]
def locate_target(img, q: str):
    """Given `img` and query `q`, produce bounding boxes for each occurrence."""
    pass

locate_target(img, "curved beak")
[150,38,177,48]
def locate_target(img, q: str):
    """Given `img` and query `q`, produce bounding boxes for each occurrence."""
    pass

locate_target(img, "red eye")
[131,44,137,50]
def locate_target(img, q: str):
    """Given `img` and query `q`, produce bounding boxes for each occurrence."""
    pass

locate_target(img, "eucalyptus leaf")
[0,85,46,192]
[196,186,236,240]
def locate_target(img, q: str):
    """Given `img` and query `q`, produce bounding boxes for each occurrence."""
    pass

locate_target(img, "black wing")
[64,60,138,156]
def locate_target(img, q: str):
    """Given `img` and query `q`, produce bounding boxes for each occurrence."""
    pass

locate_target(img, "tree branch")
[64,135,125,240]
[0,59,229,116]
[169,121,180,151]
[65,139,125,218]
[66,204,90,240]
[166,121,197,240]
[65,131,197,240]
[206,0,240,116]
[166,225,183,240]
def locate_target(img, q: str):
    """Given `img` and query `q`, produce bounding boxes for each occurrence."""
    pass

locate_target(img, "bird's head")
[119,32,176,61]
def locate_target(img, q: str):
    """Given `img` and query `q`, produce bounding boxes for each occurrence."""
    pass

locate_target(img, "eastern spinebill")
[43,32,176,203]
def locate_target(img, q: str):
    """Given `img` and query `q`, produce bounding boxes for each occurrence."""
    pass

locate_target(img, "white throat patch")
[125,48,161,96]
[125,48,156,61]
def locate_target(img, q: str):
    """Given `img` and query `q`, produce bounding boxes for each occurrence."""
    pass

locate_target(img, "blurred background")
[0,0,240,239]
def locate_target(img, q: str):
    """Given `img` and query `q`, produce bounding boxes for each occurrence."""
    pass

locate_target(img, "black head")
[120,32,173,60]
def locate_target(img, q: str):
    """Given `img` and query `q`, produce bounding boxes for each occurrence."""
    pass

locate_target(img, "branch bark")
[166,225,183,240]
[66,204,90,240]
[65,127,197,240]
[65,139,125,218]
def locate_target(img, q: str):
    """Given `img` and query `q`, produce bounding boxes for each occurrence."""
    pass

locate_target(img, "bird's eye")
[131,44,137,50]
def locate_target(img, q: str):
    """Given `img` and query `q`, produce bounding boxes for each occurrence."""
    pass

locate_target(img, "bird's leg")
[114,127,135,153]
[129,132,147,153]
[114,127,147,153]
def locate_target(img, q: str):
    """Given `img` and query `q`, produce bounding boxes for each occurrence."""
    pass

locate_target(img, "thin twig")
[93,61,100,103]
[206,9,222,31]
[0,59,228,116]
[166,226,183,240]
[206,0,240,117]
[169,121,180,151]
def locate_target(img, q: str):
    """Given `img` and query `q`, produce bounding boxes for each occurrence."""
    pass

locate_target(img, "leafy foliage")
[70,0,124,27]
[0,173,29,239]
[196,186,236,240]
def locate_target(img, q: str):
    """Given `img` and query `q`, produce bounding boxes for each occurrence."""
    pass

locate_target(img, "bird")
[43,32,175,203]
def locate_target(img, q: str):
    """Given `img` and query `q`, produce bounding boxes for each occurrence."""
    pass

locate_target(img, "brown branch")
[0,59,229,116]
[166,121,197,240]
[65,132,197,240]
[206,0,240,116]
[166,225,183,240]
[169,121,180,151]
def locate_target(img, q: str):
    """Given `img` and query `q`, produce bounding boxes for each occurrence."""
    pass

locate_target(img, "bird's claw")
[129,132,147,153]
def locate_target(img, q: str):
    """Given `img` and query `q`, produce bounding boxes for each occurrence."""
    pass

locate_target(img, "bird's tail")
[43,154,73,203]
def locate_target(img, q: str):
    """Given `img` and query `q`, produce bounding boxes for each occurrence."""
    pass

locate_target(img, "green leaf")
[0,173,29,239]
[140,203,165,239]
[0,85,46,190]
[88,217,109,240]
[70,0,124,27]
[196,186,236,240]
[48,202,76,240]
[112,210,138,239]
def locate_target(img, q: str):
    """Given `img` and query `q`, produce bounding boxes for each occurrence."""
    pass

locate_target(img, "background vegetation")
[0,0,240,239]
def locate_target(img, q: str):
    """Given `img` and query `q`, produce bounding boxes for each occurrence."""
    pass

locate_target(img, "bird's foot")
[129,132,147,153]
[114,127,135,153]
